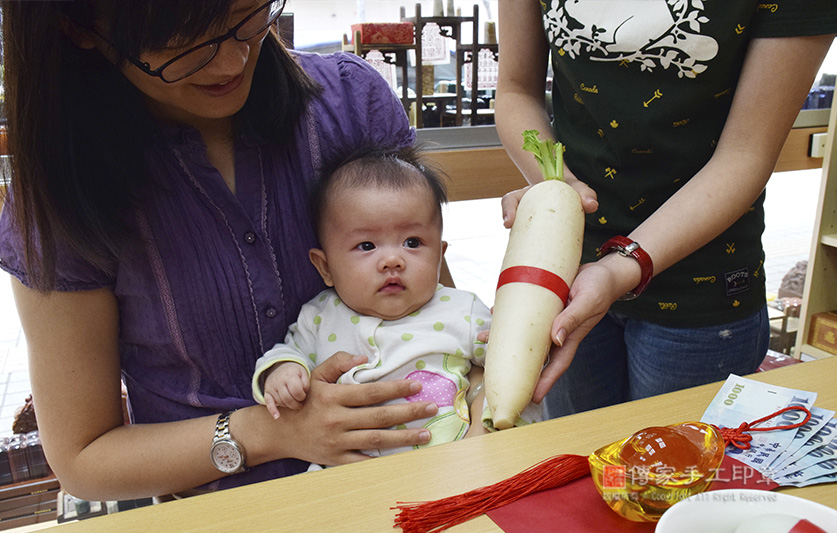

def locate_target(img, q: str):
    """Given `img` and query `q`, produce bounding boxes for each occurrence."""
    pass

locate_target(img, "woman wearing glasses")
[0,0,435,499]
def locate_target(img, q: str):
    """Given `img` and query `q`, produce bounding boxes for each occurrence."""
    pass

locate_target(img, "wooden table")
[47,357,837,532]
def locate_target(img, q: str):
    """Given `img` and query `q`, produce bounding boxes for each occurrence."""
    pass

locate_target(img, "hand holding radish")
[484,131,585,429]
[501,169,599,229]
[487,134,647,412]
[529,252,643,402]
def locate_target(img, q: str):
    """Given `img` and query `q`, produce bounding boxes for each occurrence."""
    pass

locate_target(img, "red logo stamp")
[603,465,626,489]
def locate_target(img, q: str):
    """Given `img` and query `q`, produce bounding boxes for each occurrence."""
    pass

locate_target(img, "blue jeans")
[543,307,769,419]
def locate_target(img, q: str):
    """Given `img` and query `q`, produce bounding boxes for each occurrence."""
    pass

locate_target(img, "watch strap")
[214,411,234,442]
[600,236,654,300]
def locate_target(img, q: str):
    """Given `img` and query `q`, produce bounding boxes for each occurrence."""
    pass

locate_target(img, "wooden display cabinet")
[795,103,837,359]
[343,4,483,129]
[0,475,59,531]
[403,3,480,128]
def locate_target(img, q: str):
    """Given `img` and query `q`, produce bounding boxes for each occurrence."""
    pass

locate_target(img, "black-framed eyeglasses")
[94,0,286,83]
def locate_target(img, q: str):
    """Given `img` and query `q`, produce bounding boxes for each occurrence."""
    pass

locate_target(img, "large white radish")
[484,132,584,429]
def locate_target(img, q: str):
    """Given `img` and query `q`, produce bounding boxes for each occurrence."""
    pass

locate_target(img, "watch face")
[211,440,243,474]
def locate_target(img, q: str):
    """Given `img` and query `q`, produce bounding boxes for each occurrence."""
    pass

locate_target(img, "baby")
[252,146,499,456]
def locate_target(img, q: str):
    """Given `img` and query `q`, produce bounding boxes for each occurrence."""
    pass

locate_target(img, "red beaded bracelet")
[599,236,654,300]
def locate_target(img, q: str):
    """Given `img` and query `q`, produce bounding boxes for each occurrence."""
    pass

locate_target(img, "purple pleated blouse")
[0,51,415,490]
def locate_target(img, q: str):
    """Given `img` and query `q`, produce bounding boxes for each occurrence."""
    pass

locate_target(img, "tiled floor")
[0,167,825,442]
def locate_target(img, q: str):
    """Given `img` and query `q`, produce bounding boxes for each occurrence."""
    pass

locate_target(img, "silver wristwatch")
[210,411,246,474]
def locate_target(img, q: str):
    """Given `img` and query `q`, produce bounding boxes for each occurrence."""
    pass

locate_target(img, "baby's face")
[310,180,445,321]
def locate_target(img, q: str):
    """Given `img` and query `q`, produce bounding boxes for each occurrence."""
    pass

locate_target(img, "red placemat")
[486,455,778,532]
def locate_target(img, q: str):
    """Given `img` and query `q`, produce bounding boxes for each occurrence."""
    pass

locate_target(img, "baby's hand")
[263,362,310,419]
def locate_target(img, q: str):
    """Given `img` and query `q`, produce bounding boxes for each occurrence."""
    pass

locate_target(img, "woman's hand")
[529,252,641,403]
[262,352,438,466]
[500,171,598,229]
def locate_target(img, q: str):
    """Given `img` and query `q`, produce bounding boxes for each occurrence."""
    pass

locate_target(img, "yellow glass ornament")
[588,421,724,522]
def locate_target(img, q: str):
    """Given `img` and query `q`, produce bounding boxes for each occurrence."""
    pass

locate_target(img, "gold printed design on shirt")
[732,300,741,307]
[757,4,779,13]
[597,129,605,138]
[574,93,585,104]
[605,167,617,179]
[631,148,653,154]
[629,198,646,211]
[715,88,732,99]
[598,216,608,225]
[753,260,763,278]
[735,24,746,34]
[672,118,690,127]
[726,243,736,254]
[693,276,717,285]
[580,83,599,93]
[658,302,678,311]
[610,120,619,128]
[643,89,663,108]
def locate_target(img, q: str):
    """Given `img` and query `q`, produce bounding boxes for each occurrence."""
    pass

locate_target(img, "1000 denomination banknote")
[700,375,817,475]
[768,410,837,473]
[774,462,837,487]
[773,437,837,486]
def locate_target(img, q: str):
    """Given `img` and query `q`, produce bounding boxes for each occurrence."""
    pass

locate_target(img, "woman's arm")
[13,280,435,501]
[495,0,599,222]
[631,35,835,276]
[495,0,552,185]
[532,34,836,401]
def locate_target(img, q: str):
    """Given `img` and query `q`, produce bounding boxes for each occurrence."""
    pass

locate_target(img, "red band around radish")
[496,266,569,306]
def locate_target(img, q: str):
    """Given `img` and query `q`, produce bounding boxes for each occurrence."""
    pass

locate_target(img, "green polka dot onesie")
[253,285,511,458]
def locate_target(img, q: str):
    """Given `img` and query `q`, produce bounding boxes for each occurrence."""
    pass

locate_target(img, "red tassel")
[392,453,590,533]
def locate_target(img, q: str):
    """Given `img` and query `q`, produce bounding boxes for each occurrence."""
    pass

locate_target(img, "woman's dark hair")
[311,145,449,241]
[1,0,320,290]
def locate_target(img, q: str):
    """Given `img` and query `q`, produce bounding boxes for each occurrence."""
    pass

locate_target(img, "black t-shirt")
[540,0,837,326]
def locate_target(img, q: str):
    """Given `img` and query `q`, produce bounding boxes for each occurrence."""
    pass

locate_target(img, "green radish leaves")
[521,130,564,182]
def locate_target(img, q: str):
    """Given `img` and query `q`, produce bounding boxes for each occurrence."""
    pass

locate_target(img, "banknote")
[778,471,837,488]
[773,457,837,486]
[772,437,837,483]
[700,375,818,474]
[768,412,837,473]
